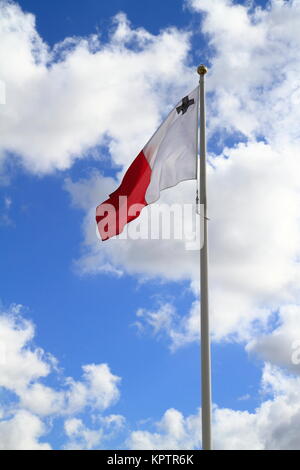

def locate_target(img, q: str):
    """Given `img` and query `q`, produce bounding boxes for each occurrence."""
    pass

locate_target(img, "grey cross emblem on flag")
[176,95,195,115]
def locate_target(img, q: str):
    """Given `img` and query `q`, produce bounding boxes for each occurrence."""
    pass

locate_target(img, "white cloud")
[128,364,300,450]
[64,418,103,450]
[135,303,176,336]
[0,303,123,449]
[208,141,300,341]
[0,410,51,450]
[66,363,121,413]
[0,1,194,174]
[100,413,125,429]
[0,304,51,391]
[213,364,300,450]
[0,305,121,415]
[18,363,120,417]
[127,408,201,450]
[247,304,300,373]
[188,0,300,145]
[63,413,125,450]
[133,300,200,351]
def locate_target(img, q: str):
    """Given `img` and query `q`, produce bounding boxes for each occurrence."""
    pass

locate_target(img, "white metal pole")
[197,64,212,450]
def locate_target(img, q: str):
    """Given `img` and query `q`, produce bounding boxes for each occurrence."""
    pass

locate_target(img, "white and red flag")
[96,87,199,240]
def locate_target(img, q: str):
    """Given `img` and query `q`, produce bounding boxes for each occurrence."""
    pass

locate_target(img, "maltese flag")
[96,87,199,241]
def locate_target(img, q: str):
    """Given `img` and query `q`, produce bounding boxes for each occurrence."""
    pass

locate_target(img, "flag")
[96,87,199,241]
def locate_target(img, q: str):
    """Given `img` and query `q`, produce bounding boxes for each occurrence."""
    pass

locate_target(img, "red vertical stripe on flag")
[96,151,151,240]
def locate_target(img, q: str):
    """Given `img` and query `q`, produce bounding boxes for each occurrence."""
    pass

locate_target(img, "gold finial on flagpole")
[197,64,208,75]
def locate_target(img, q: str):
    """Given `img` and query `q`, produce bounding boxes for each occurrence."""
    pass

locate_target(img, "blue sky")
[1,0,300,450]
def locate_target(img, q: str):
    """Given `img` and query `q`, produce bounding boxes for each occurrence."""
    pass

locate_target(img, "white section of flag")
[143,86,199,204]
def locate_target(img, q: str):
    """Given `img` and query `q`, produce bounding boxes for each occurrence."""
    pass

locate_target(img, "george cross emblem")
[176,95,195,115]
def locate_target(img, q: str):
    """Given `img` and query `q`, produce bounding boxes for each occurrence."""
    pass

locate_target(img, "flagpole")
[197,64,212,450]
